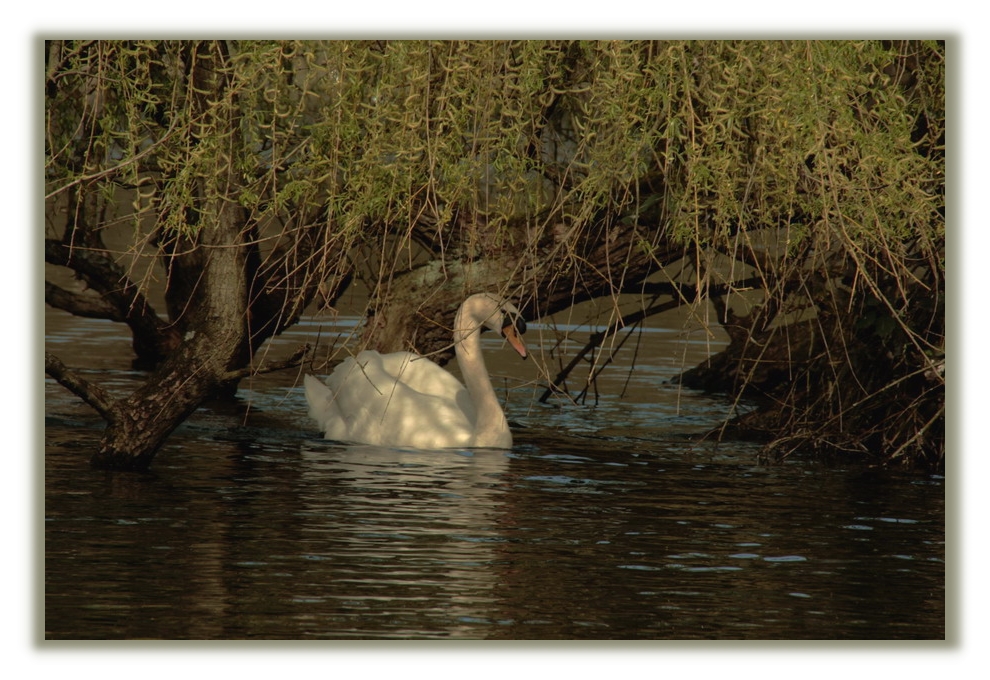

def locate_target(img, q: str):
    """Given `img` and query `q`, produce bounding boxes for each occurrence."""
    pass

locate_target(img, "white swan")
[304,293,528,449]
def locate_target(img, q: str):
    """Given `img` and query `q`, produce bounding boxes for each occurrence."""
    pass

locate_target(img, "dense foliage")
[45,40,944,470]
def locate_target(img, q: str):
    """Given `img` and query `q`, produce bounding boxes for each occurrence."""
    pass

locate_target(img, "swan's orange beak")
[502,322,528,360]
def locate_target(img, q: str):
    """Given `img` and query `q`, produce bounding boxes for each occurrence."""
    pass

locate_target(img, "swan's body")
[304,293,528,449]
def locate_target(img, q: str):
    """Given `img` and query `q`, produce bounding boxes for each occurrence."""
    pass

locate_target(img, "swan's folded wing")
[374,351,467,399]
[314,351,474,448]
[376,387,476,449]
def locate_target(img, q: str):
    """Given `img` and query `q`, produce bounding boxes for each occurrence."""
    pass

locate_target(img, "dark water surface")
[44,311,945,639]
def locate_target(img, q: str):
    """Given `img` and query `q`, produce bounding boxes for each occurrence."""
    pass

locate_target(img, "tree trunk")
[92,331,245,471]
[92,176,249,469]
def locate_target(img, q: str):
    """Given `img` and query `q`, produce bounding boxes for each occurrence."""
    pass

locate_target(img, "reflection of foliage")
[45,40,944,470]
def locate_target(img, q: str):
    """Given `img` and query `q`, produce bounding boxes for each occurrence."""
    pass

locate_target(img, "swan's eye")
[502,315,526,336]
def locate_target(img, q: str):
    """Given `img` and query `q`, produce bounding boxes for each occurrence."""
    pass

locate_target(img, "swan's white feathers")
[304,294,524,449]
[307,352,474,448]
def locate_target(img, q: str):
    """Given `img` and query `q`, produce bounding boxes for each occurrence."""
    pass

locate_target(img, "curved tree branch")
[45,239,181,365]
[45,280,125,321]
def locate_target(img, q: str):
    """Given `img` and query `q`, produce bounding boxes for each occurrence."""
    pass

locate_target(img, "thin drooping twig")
[574,317,643,405]
[222,344,312,382]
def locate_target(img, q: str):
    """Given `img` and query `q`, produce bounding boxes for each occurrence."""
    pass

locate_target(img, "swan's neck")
[454,316,507,446]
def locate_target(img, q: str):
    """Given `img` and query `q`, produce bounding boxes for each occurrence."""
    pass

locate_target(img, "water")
[44,309,945,639]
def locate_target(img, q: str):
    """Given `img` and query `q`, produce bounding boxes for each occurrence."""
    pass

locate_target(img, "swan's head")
[465,293,528,360]
[497,301,528,360]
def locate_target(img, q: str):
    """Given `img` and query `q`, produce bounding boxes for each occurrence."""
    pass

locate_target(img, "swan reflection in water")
[298,442,512,636]
[305,293,528,450]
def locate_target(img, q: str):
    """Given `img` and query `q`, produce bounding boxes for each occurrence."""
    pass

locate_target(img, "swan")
[304,293,528,449]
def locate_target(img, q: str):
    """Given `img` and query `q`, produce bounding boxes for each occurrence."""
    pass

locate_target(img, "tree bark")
[92,182,250,469]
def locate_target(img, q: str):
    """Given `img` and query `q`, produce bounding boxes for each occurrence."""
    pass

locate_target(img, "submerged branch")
[45,351,120,423]
[538,276,768,403]
[539,298,680,403]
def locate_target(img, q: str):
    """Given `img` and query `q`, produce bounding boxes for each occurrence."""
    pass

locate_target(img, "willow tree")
[45,41,353,469]
[45,40,944,471]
